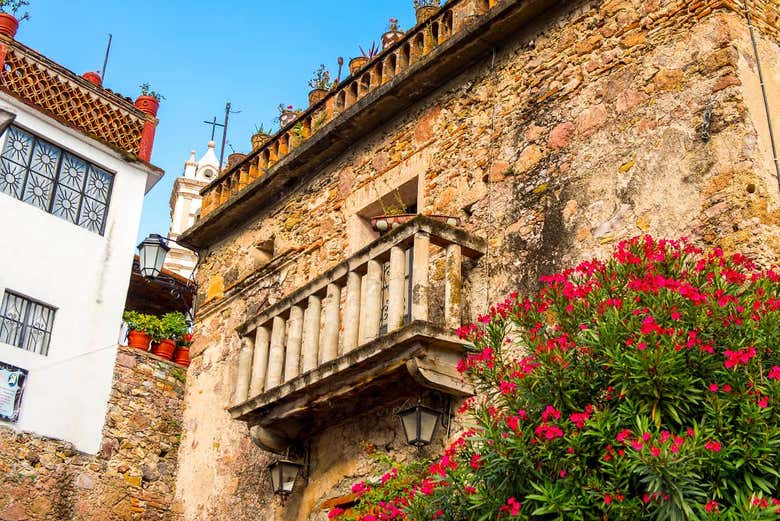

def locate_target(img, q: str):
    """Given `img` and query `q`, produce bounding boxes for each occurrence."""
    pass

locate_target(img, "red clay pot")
[0,14,19,38]
[308,88,328,107]
[127,330,151,351]
[370,214,460,233]
[415,6,439,24]
[134,95,160,117]
[173,346,190,367]
[349,56,369,75]
[82,71,102,86]
[151,339,176,360]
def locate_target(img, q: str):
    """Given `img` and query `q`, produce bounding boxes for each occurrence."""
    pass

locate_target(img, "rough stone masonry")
[0,346,185,521]
[175,0,780,520]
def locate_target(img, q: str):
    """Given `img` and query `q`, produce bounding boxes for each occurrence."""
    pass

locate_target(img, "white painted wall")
[0,93,154,454]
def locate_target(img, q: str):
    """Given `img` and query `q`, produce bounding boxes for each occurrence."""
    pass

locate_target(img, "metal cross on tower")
[203,116,224,142]
[203,102,240,170]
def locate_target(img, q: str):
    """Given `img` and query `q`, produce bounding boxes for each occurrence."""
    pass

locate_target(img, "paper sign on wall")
[0,361,27,423]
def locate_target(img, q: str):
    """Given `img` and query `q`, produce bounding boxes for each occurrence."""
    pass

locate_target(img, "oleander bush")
[334,236,780,521]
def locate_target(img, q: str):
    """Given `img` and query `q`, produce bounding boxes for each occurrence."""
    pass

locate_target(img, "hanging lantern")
[137,234,170,279]
[268,459,304,496]
[398,404,441,447]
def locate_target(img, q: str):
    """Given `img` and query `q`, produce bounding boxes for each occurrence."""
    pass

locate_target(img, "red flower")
[704,500,719,512]
[704,440,722,452]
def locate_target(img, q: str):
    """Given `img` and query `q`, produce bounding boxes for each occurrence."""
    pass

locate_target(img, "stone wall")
[177,0,780,520]
[0,346,185,521]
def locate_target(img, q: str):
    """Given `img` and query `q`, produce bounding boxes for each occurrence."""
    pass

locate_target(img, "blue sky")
[22,0,420,244]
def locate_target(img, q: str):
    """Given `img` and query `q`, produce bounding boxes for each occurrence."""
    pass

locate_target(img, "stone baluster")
[342,271,362,353]
[387,246,407,332]
[284,305,304,381]
[362,260,382,342]
[411,232,430,321]
[249,326,270,396]
[234,336,254,404]
[301,295,321,372]
[265,317,286,389]
[321,284,341,363]
[444,244,462,329]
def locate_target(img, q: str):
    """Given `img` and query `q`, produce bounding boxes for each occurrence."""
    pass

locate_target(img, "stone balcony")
[228,216,486,453]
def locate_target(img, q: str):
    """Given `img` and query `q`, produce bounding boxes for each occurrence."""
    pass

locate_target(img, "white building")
[0,35,163,453]
[163,142,217,279]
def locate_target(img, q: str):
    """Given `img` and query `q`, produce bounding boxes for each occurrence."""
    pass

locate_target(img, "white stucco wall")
[0,94,153,454]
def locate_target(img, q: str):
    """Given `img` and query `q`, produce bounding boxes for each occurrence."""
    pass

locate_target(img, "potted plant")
[173,333,193,367]
[349,42,379,76]
[382,18,404,49]
[151,312,188,360]
[251,124,271,150]
[371,190,412,233]
[122,310,155,351]
[414,0,440,24]
[277,103,299,128]
[308,64,333,107]
[135,83,165,117]
[0,0,29,38]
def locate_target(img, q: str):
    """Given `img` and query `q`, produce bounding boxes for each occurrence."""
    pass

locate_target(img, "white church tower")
[164,141,219,278]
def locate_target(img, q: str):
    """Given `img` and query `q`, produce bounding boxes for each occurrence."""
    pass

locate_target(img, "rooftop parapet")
[187,0,515,248]
[0,35,159,164]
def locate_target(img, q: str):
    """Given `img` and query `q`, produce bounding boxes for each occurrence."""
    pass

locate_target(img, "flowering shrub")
[334,237,780,520]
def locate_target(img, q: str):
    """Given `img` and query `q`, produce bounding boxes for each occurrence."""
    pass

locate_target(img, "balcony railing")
[198,0,500,220]
[228,216,486,452]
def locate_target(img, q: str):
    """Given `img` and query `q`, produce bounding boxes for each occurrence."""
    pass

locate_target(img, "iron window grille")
[0,290,56,356]
[0,125,114,235]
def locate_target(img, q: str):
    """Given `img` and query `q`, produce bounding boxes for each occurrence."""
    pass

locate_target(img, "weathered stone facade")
[0,346,184,520]
[176,0,780,520]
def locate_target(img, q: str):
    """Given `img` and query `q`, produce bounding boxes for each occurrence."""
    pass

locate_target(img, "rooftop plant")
[253,123,270,136]
[308,64,334,91]
[359,42,381,60]
[413,0,440,8]
[334,236,780,520]
[139,82,165,101]
[0,0,30,20]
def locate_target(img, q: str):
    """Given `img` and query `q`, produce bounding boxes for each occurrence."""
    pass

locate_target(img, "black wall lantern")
[137,234,170,279]
[268,459,304,496]
[398,404,441,447]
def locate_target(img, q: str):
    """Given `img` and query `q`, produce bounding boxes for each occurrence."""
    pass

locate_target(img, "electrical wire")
[484,47,499,313]
[744,0,780,192]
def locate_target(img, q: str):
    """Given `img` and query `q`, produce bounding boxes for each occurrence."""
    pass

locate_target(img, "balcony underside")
[229,321,471,453]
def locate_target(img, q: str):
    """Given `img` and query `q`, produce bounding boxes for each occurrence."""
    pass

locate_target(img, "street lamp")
[137,234,169,279]
[268,459,304,496]
[398,404,441,447]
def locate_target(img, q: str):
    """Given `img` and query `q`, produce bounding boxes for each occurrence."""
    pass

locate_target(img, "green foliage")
[337,237,780,520]
[0,0,29,19]
[170,367,187,384]
[253,123,270,136]
[413,0,440,8]
[138,82,165,101]
[122,310,158,335]
[308,64,334,91]
[158,312,189,342]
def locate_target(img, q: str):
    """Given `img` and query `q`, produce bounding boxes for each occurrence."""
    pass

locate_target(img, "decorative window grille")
[0,291,56,356]
[0,125,114,234]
